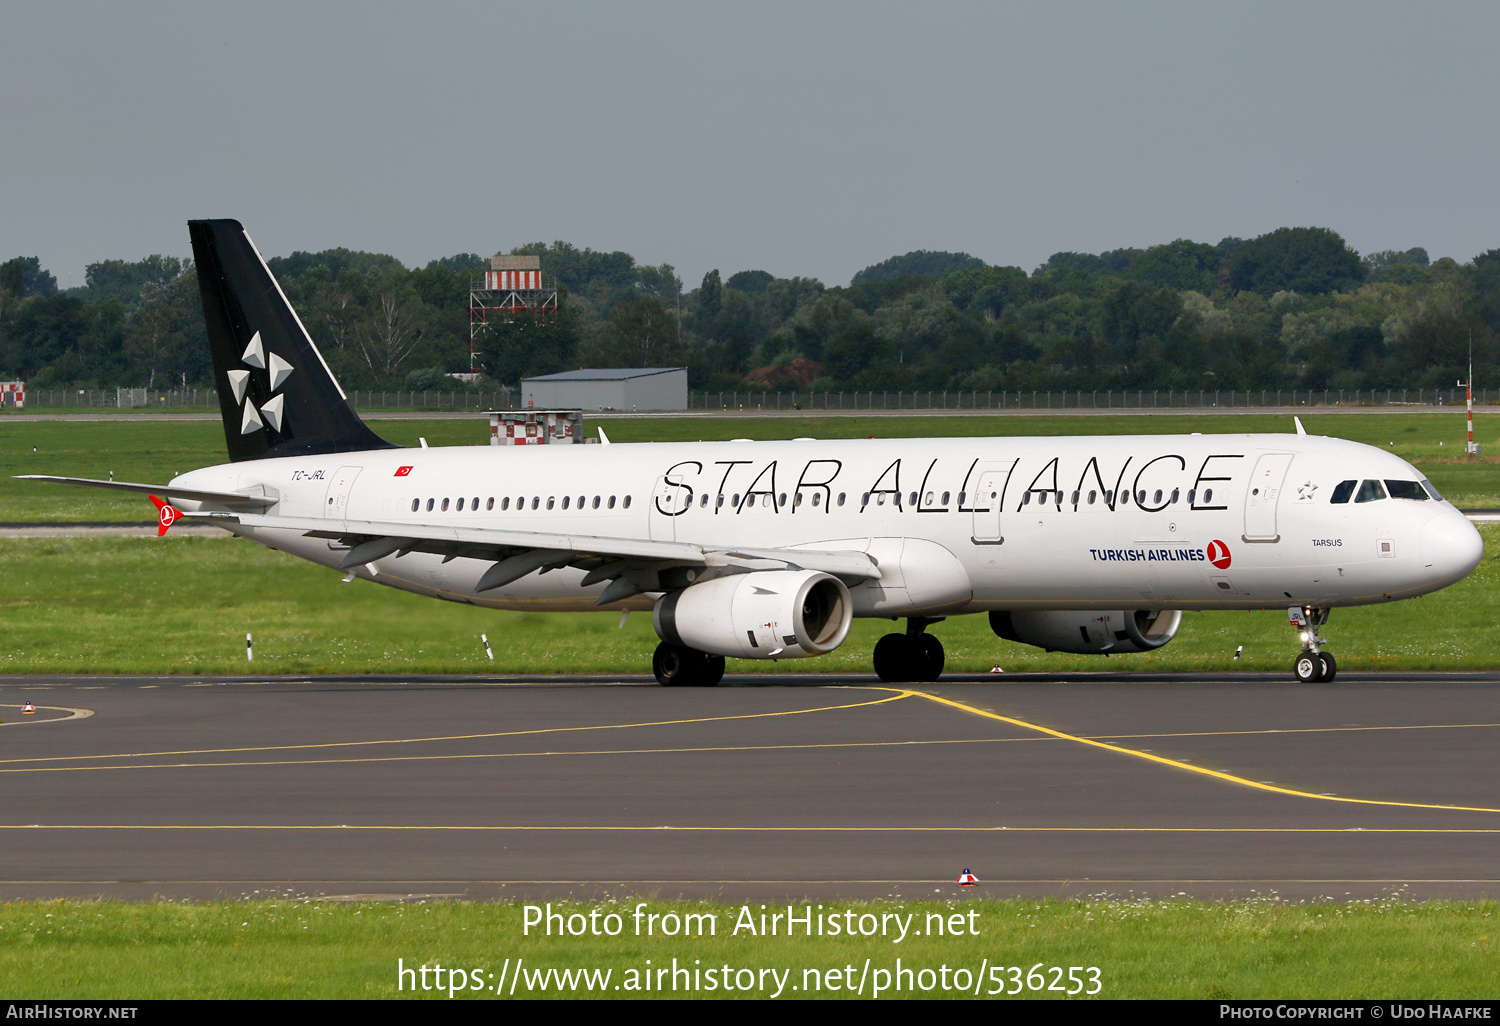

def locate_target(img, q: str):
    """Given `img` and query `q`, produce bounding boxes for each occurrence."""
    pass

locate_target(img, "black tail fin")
[188,219,397,462]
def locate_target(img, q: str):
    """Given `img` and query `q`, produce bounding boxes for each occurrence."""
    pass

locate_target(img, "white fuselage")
[170,433,1483,616]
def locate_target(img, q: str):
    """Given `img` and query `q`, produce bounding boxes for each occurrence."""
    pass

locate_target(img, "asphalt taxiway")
[1,671,1498,903]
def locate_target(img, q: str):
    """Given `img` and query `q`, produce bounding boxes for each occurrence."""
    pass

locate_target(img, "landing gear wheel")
[913,633,945,682]
[697,655,725,687]
[873,633,912,683]
[1293,651,1322,684]
[654,642,705,687]
[1318,651,1337,683]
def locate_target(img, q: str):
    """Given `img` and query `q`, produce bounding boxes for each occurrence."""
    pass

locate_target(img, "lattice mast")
[468,254,559,373]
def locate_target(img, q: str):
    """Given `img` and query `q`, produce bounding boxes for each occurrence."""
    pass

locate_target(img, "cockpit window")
[1421,478,1444,501]
[1330,480,1357,504]
[1385,480,1429,500]
[1354,479,1387,503]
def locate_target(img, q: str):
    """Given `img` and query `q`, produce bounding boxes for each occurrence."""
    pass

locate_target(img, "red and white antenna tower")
[468,254,559,374]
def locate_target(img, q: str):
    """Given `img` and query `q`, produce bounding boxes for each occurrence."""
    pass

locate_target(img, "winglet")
[149,495,181,536]
[1294,416,1307,437]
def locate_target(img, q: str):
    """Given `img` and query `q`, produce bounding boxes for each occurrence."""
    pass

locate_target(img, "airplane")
[20,220,1486,686]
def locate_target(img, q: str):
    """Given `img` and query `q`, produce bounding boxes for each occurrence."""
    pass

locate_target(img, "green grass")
[1,897,1495,999]
[0,528,1497,675]
[4,411,1500,522]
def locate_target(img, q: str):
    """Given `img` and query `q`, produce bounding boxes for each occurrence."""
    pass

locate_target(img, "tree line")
[2,226,1496,394]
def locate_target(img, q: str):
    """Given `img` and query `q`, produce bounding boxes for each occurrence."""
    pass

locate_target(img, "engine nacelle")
[989,609,1183,654]
[654,570,853,659]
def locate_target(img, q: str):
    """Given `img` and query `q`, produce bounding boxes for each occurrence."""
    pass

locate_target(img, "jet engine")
[654,570,853,659]
[989,609,1183,654]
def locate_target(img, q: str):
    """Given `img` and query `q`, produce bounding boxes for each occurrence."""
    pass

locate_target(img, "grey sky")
[4,1,1497,289]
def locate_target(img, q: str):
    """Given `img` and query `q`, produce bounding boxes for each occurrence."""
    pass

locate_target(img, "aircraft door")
[1243,453,1294,542]
[323,466,362,522]
[649,474,690,541]
[970,461,1014,544]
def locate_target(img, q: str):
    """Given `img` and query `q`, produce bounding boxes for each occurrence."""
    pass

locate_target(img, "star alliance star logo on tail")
[227,330,295,435]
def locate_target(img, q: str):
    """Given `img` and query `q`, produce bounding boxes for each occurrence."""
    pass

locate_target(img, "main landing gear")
[873,618,946,684]
[653,642,725,687]
[1290,606,1337,683]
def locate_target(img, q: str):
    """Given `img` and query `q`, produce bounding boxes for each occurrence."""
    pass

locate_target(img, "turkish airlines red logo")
[1207,539,1232,569]
[394,466,413,477]
[149,495,180,537]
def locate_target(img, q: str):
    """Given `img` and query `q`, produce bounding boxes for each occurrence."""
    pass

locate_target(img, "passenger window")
[1022,492,1031,505]
[838,493,846,506]
[1105,490,1114,504]
[1203,488,1213,504]
[795,492,804,507]
[698,494,706,507]
[715,494,724,508]
[1355,479,1387,503]
[486,497,494,511]
[457,498,465,511]
[501,497,510,511]
[746,494,756,508]
[876,494,886,505]
[1385,480,1429,500]
[473,497,480,509]
[548,497,556,510]
[441,498,449,511]
[1088,490,1097,504]
[941,491,950,505]
[1137,490,1147,504]
[531,497,539,510]
[1330,480,1357,504]
[1071,490,1080,504]
[1152,489,1162,504]
[410,499,419,512]
[1186,489,1195,504]
[577,495,585,508]
[908,491,918,506]
[812,493,821,506]
[609,496,616,509]
[779,493,788,507]
[1170,488,1179,503]
[562,496,570,509]
[958,492,966,505]
[426,498,435,512]
[623,496,632,509]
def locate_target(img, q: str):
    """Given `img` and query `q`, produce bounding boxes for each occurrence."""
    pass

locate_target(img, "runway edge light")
[957,868,978,887]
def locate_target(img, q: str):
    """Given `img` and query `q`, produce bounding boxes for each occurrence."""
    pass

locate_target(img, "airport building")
[520,367,688,411]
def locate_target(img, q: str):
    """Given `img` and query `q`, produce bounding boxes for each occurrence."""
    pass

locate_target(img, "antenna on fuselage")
[1294,416,1307,436]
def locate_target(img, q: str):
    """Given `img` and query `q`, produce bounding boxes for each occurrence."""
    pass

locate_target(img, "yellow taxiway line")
[0,690,914,767]
[912,689,1500,815]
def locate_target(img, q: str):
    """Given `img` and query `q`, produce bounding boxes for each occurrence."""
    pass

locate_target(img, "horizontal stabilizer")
[16,475,277,509]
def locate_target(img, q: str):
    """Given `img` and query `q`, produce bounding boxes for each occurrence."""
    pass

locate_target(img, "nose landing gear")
[873,618,946,683]
[1290,606,1336,683]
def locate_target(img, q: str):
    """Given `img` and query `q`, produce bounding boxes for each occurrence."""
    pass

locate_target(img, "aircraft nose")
[1420,510,1484,584]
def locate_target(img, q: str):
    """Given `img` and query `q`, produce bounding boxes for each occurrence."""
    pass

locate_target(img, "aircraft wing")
[193,509,882,600]
[16,475,278,509]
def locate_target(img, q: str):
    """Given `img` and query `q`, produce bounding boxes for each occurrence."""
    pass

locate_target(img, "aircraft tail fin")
[188,219,397,462]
